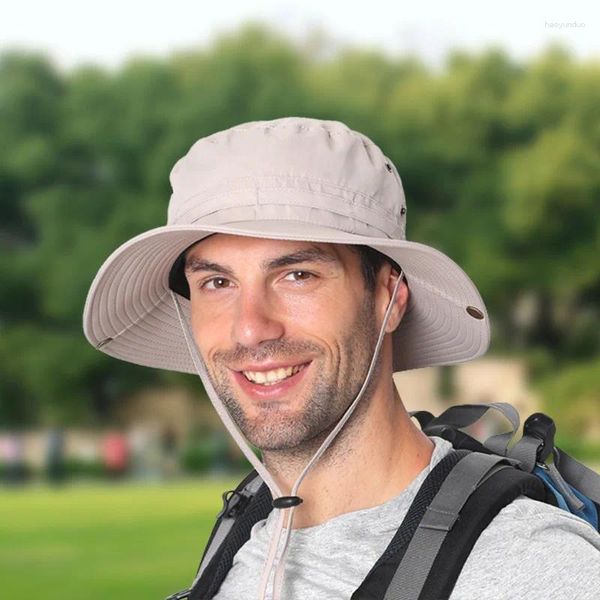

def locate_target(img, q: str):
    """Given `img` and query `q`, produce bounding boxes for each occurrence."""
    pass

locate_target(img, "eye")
[201,277,232,290]
[284,270,314,282]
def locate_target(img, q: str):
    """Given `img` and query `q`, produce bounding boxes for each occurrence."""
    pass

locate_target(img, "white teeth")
[243,364,303,385]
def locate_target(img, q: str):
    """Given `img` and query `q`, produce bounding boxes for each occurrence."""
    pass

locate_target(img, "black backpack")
[166,403,600,600]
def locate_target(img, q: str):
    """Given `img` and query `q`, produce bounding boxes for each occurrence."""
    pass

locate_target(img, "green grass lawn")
[0,477,240,599]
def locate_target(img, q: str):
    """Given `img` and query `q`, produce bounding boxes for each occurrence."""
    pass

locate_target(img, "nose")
[231,288,285,348]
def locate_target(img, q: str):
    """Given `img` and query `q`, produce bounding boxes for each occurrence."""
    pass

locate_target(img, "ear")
[378,265,409,334]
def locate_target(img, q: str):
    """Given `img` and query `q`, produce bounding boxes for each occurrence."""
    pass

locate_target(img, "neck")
[262,379,434,529]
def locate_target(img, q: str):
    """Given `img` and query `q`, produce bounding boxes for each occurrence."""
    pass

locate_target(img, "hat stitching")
[404,272,473,310]
[228,119,353,136]
[95,236,191,341]
[188,208,394,238]
[100,289,171,344]
[176,173,399,211]
[173,175,403,223]
[204,122,374,149]
[177,202,399,238]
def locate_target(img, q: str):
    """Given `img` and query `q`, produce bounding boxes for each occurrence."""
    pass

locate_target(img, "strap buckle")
[523,413,556,463]
[216,489,251,520]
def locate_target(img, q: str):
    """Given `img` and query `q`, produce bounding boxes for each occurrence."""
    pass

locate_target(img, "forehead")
[184,233,356,264]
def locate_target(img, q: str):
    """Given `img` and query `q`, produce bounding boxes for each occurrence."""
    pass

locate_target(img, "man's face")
[184,234,388,453]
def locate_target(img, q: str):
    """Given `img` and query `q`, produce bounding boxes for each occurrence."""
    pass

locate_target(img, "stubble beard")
[205,292,381,459]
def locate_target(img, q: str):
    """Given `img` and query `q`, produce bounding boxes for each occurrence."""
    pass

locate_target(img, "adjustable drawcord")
[171,269,404,600]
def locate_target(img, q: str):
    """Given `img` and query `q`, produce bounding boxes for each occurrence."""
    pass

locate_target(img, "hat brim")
[83,220,490,373]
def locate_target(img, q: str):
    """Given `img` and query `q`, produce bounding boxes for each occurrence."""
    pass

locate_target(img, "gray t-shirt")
[213,437,600,599]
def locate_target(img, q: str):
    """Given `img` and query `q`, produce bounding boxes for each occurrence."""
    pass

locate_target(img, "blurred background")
[1,1,599,598]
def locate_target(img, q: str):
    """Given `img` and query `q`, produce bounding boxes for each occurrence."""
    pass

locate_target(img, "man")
[84,116,599,599]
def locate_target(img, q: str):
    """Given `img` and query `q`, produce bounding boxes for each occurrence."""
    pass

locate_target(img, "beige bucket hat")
[83,116,490,373]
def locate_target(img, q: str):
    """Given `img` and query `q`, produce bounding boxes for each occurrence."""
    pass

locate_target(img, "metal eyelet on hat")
[400,207,406,215]
[466,306,484,320]
[385,162,392,172]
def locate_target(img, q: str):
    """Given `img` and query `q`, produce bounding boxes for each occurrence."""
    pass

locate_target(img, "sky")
[1,0,598,70]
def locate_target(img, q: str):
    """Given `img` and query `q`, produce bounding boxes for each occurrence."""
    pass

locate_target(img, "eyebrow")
[184,246,338,275]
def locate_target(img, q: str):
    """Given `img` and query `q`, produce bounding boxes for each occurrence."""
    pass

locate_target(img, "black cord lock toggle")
[272,495,303,509]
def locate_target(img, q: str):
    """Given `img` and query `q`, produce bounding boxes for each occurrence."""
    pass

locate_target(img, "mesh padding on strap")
[351,450,468,599]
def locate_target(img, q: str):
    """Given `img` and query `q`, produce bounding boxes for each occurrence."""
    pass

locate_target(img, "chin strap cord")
[171,291,283,499]
[171,269,404,600]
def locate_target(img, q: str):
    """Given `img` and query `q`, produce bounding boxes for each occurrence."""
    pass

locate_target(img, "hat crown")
[167,116,407,240]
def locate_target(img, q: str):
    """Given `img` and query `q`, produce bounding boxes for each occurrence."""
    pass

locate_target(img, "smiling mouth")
[241,363,310,386]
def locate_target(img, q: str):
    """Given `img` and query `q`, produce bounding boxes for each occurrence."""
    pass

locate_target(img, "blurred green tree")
[0,25,598,433]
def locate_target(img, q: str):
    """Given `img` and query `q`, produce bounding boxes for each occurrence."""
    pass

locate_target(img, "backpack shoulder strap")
[165,470,273,600]
[383,453,546,600]
[417,464,546,599]
[196,470,265,580]
[189,472,273,600]
[351,450,546,600]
